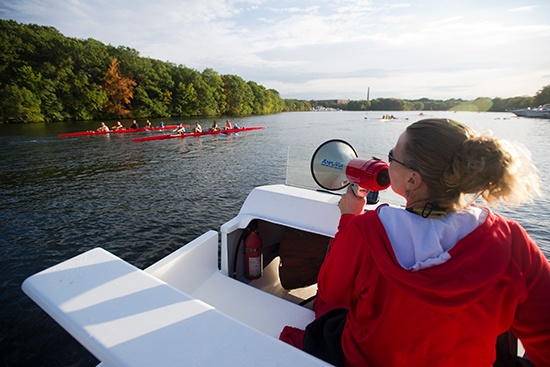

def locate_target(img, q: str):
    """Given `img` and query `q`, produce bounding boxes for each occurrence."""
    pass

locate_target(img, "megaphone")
[310,139,390,198]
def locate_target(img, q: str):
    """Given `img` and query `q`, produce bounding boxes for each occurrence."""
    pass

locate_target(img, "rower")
[173,123,186,134]
[97,122,109,132]
[193,122,202,133]
[111,121,123,130]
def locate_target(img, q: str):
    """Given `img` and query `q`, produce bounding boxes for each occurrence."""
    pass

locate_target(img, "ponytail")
[404,119,541,208]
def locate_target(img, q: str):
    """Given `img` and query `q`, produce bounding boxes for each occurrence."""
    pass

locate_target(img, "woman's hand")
[338,186,367,215]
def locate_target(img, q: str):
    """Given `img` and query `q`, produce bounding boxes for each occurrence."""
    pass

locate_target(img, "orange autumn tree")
[103,58,136,118]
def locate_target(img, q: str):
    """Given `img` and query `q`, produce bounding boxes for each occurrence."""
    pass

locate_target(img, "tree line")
[312,86,550,113]
[1,20,548,123]
[0,20,311,123]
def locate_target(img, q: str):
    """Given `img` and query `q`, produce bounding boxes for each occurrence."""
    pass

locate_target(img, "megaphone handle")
[350,183,369,198]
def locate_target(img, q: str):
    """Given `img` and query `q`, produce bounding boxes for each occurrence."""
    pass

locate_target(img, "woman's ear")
[406,171,423,191]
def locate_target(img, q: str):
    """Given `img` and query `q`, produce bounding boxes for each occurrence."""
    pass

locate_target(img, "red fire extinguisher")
[245,226,263,280]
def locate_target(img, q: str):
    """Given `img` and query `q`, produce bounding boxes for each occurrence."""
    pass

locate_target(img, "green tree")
[270,89,286,113]
[202,68,226,114]
[40,79,65,121]
[130,57,173,117]
[369,98,404,111]
[182,69,217,116]
[346,100,369,111]
[223,75,254,115]
[172,82,199,117]
[533,85,550,107]
[0,84,44,122]
[412,101,424,110]
[248,81,268,114]
[284,99,311,112]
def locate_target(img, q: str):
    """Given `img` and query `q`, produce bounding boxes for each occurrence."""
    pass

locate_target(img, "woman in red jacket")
[281,118,550,366]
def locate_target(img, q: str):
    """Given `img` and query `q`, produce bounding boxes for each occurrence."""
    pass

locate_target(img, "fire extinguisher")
[245,221,263,280]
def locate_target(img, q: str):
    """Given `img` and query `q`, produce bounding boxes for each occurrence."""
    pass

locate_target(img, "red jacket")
[318,207,550,367]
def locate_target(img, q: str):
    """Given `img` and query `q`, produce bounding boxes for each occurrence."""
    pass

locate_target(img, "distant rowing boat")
[58,125,188,137]
[132,126,267,142]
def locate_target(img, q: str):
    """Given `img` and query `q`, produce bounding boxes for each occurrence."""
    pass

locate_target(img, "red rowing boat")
[58,125,189,137]
[132,127,266,142]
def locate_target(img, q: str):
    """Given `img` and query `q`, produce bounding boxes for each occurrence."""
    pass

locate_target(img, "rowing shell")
[132,127,266,142]
[58,125,189,137]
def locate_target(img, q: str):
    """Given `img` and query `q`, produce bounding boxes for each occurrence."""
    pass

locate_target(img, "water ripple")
[1,112,549,366]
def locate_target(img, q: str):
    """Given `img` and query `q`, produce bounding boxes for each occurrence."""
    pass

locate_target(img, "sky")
[1,0,549,101]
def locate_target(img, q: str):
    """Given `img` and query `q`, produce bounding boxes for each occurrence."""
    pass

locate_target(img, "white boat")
[510,104,550,118]
[22,182,406,366]
[21,143,526,366]
[20,141,407,366]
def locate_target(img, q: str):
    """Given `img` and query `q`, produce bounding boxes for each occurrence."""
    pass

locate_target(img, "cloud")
[266,6,320,14]
[509,6,537,12]
[1,0,549,100]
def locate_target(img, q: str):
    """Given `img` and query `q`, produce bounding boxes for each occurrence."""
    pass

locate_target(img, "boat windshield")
[285,144,386,192]
[285,144,319,190]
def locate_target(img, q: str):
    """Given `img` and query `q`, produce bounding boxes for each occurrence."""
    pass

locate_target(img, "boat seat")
[22,234,327,367]
[145,231,316,338]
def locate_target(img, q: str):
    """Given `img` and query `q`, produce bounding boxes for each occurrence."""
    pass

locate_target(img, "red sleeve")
[317,214,368,307]
[509,222,550,366]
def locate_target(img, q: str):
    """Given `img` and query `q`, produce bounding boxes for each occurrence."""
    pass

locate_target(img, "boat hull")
[511,111,550,118]
[132,126,266,142]
[22,184,356,366]
[58,125,187,137]
[510,104,550,118]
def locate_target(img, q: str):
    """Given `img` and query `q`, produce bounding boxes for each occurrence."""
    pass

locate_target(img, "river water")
[1,111,549,366]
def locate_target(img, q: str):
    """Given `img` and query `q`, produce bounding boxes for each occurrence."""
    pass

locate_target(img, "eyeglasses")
[388,149,409,168]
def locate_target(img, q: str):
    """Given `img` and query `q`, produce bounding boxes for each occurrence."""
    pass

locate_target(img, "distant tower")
[366,87,370,102]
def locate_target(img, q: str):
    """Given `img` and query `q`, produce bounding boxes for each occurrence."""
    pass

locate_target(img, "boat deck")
[23,232,329,366]
[145,230,317,338]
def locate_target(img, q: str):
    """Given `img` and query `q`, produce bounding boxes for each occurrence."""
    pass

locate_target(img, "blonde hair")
[403,119,541,209]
